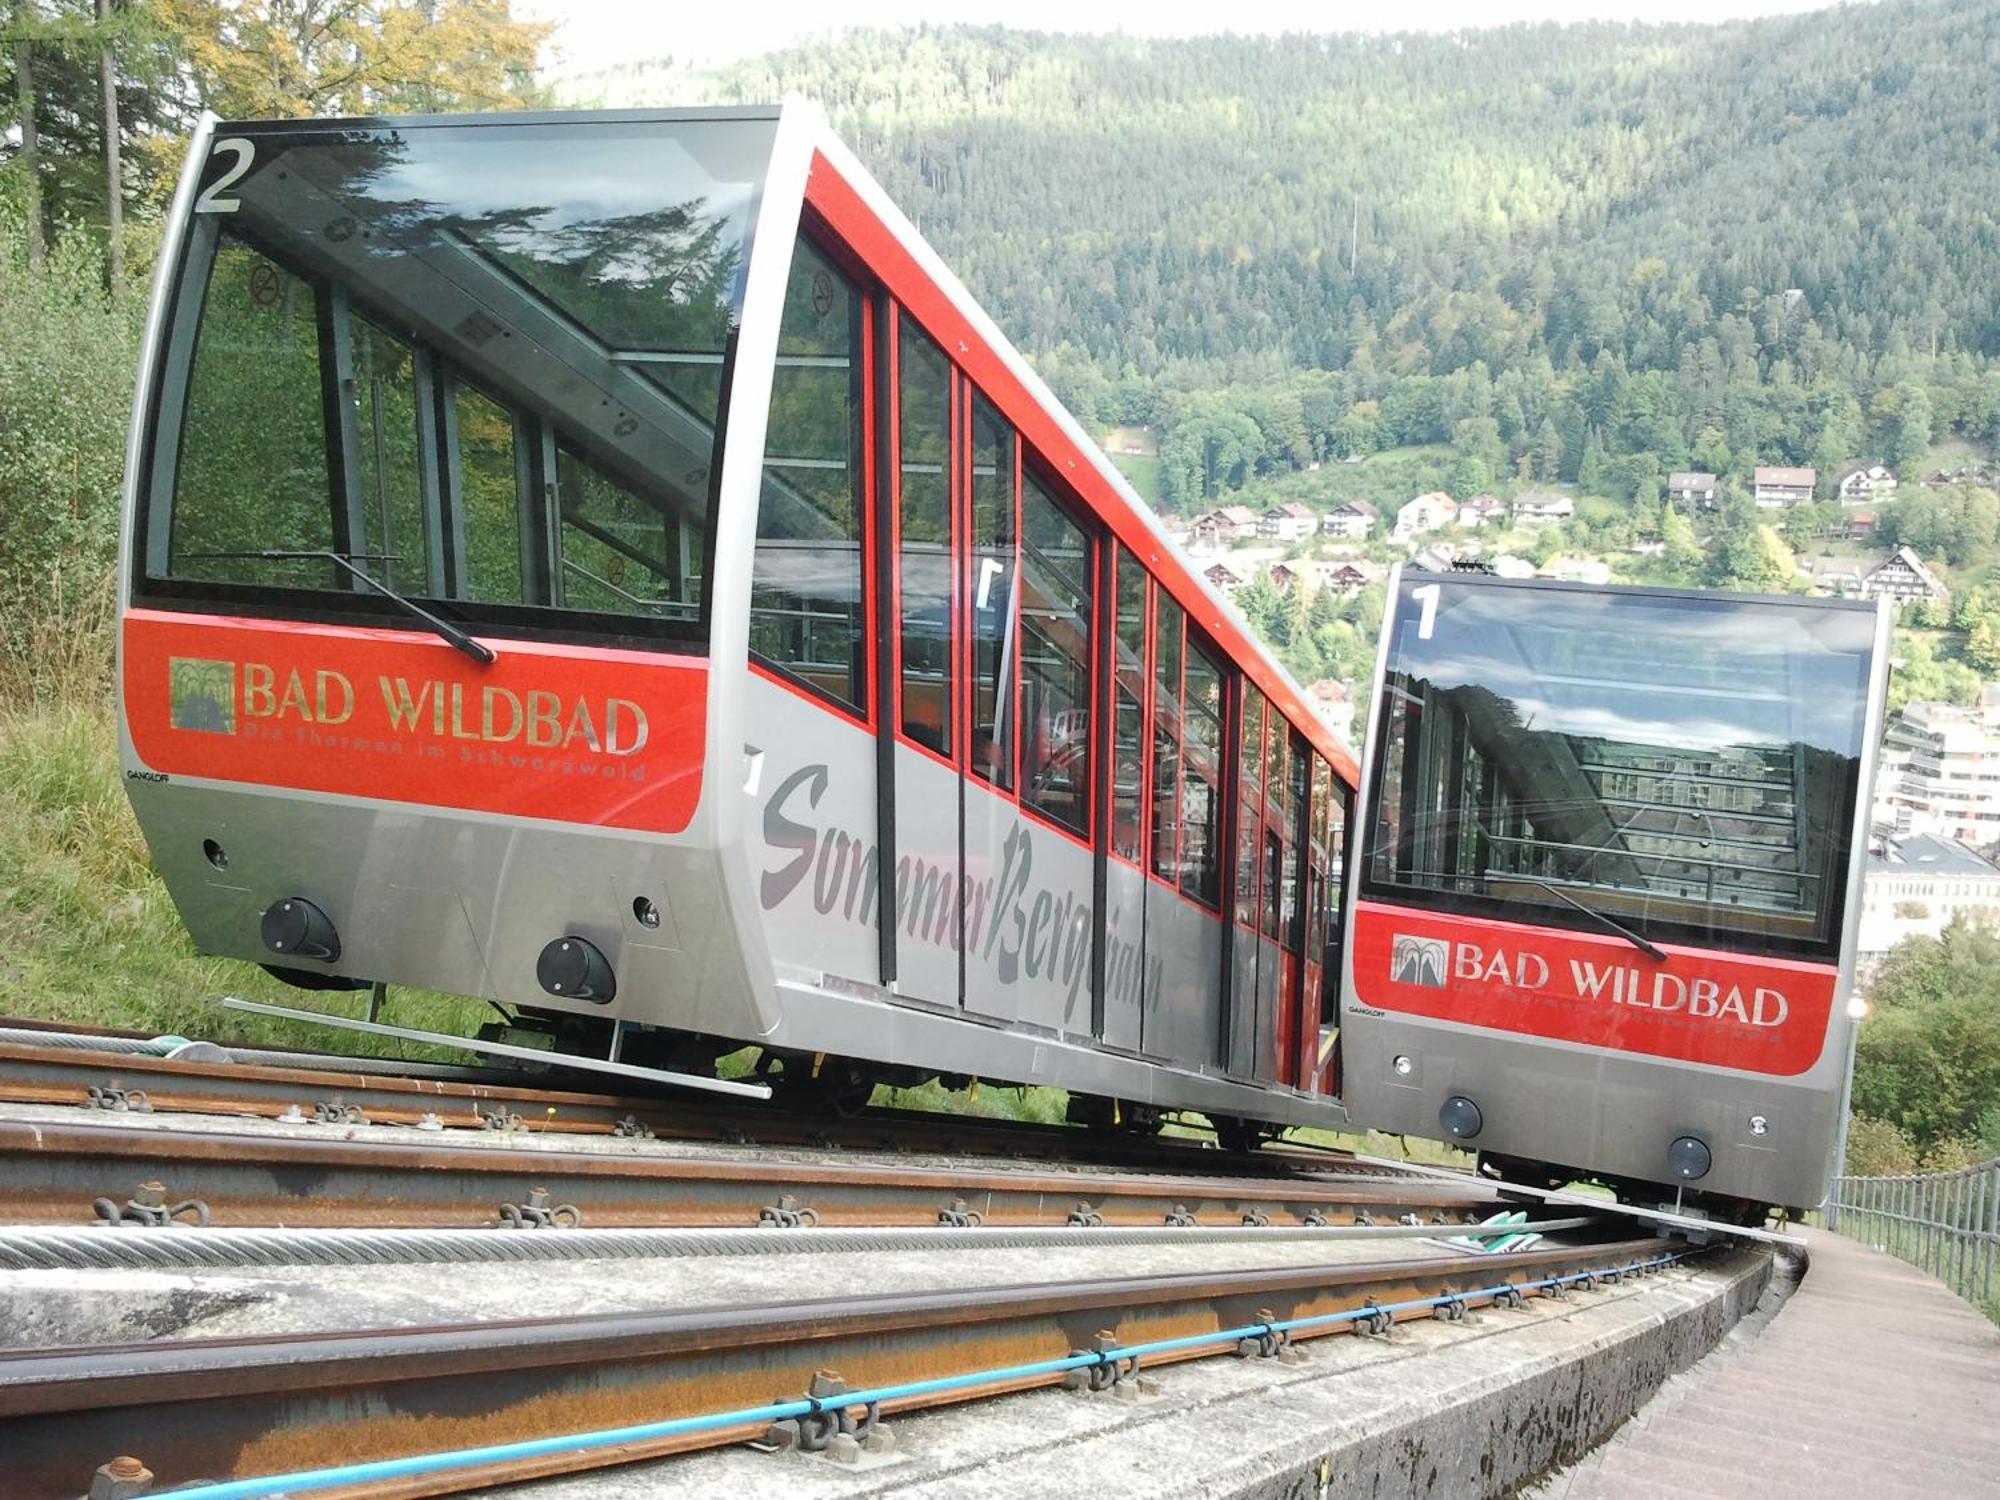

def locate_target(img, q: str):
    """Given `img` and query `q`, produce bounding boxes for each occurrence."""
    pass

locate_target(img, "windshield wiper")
[188,550,496,665]
[1509,873,1666,962]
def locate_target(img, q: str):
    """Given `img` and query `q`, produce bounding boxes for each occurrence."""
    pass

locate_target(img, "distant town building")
[1859,834,2000,958]
[1410,544,1460,573]
[1314,561,1376,596]
[1320,500,1377,539]
[1304,678,1356,740]
[1191,505,1260,548]
[1512,492,1574,527]
[1258,502,1318,542]
[1837,464,1898,504]
[1875,688,2000,844]
[1667,471,1719,508]
[1203,561,1245,594]
[1457,495,1507,529]
[1538,554,1611,585]
[1808,557,1864,597]
[1393,491,1457,542]
[1752,466,1817,508]
[1862,546,1947,608]
[1268,562,1300,592]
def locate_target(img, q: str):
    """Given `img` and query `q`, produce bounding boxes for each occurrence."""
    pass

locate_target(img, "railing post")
[1950,1171,1965,1296]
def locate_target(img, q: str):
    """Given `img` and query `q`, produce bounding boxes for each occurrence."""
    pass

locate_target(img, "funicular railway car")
[116,104,1359,1141]
[1339,571,1889,1215]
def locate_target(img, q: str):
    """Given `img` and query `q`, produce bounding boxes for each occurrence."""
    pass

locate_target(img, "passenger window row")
[750,234,1348,927]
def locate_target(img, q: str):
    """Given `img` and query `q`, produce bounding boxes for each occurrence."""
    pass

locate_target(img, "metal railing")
[1826,1158,2000,1312]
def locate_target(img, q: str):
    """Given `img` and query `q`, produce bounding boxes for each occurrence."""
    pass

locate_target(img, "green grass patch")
[873,1077,1070,1124]
[0,697,491,1058]
[1109,451,1165,506]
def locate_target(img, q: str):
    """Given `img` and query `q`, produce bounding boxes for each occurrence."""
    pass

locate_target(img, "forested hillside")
[579,3,2000,510]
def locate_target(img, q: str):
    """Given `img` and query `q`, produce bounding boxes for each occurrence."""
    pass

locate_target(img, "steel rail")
[0,1117,1491,1230]
[0,1037,1402,1178]
[0,1237,1692,1498]
[0,1216,1600,1270]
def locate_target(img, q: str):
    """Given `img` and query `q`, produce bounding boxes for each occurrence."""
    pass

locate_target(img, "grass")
[1108,451,1165,506]
[0,686,492,1059]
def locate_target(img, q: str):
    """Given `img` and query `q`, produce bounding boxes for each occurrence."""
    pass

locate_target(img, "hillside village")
[1117,431,2000,964]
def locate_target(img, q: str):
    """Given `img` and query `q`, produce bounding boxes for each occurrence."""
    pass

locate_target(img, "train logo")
[168,657,236,735]
[1390,934,1449,988]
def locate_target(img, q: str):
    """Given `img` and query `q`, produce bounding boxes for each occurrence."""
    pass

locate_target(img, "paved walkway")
[1557,1228,2000,1499]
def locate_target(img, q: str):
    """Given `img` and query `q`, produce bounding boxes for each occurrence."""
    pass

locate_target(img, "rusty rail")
[0,1116,1491,1230]
[0,1036,1399,1177]
[0,1237,1692,1498]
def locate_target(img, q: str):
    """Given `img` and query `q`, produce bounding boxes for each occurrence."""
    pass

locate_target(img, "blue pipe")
[160,1251,1686,1499]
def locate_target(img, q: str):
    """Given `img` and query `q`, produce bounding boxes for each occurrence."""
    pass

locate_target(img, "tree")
[1890,381,1933,471]
[1967,615,2000,676]
[1660,503,1701,578]
[1534,417,1563,482]
[156,0,550,118]
[9,0,46,264]
[1854,916,2000,1151]
[93,0,116,281]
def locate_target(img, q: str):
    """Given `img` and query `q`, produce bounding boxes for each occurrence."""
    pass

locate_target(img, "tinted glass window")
[1236,686,1265,926]
[1180,636,1223,907]
[752,237,865,707]
[559,445,697,619]
[970,395,1015,785]
[168,241,335,586]
[1021,472,1092,836]
[1363,576,1877,959]
[1151,592,1183,881]
[449,380,523,604]
[146,117,776,639]
[898,323,953,754]
[350,314,429,597]
[1111,547,1146,864]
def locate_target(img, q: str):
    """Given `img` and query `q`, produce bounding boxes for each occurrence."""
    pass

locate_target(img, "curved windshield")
[1361,575,1878,960]
[138,113,779,644]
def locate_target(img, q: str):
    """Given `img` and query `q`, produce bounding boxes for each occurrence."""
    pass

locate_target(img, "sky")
[525,0,1851,77]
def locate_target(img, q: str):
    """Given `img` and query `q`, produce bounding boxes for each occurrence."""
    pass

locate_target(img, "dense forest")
[584,4,2000,512]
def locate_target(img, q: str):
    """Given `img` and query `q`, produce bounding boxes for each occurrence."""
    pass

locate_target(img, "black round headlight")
[1668,1135,1713,1181]
[536,936,616,1004]
[260,897,340,963]
[1439,1094,1483,1139]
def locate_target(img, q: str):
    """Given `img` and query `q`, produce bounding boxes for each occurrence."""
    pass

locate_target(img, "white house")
[1393,491,1456,541]
[1457,495,1507,529]
[1313,560,1380,596]
[1859,835,2000,957]
[1258,502,1318,542]
[1837,464,1898,504]
[1202,561,1245,594]
[1666,471,1718,508]
[1513,492,1574,527]
[1753,466,1816,508]
[1861,547,1947,608]
[1321,500,1377,540]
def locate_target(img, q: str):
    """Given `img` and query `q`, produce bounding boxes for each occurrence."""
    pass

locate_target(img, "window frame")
[134,217,726,654]
[1016,457,1097,846]
[747,225,877,724]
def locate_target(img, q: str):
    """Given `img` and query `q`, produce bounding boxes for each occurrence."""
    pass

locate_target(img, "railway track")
[0,1113,1488,1230]
[0,1028,1424,1179]
[0,1236,1696,1499]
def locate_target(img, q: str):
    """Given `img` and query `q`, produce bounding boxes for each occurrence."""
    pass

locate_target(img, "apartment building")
[1859,833,2000,957]
[1874,687,2000,846]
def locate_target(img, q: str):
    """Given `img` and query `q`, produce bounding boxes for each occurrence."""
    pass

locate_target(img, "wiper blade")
[1510,874,1667,962]
[188,550,496,665]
